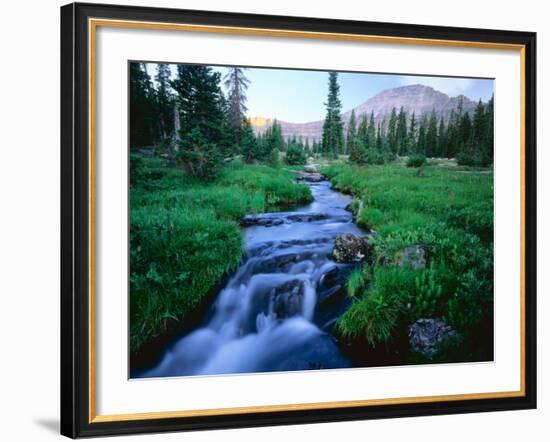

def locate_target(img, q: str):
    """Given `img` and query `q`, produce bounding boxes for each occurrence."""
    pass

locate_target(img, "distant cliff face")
[250,84,480,141]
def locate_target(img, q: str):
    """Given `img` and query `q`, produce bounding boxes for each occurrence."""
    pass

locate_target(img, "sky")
[145,63,493,123]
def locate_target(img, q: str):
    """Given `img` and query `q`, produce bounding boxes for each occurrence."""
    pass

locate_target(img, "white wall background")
[0,0,546,439]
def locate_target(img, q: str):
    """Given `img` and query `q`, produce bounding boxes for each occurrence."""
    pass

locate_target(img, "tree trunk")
[173,104,180,153]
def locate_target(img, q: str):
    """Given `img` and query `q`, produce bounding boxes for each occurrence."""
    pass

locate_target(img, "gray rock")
[270,279,304,319]
[319,266,340,288]
[332,234,372,263]
[296,171,324,182]
[286,213,328,223]
[304,164,318,173]
[395,244,427,270]
[318,284,344,308]
[409,318,459,359]
[240,214,284,227]
[257,253,300,273]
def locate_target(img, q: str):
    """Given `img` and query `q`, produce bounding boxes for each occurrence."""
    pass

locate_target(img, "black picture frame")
[60,2,537,438]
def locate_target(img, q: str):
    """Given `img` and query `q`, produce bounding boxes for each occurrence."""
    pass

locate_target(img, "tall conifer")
[321,72,344,158]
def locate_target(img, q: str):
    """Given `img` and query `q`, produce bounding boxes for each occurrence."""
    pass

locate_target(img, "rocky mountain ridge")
[251,84,481,142]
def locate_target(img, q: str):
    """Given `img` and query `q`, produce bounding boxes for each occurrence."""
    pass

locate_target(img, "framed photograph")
[60,2,537,438]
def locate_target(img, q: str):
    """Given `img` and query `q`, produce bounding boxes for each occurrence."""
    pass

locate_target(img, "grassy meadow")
[324,161,494,361]
[131,152,494,364]
[130,154,312,353]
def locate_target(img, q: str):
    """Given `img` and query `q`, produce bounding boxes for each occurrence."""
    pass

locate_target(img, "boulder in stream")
[304,164,318,173]
[332,233,372,263]
[286,213,328,222]
[240,214,284,227]
[270,279,304,319]
[296,171,324,182]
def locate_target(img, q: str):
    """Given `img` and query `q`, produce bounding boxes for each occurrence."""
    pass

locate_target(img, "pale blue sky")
[145,63,493,123]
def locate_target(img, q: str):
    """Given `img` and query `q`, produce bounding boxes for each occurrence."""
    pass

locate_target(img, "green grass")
[337,266,416,345]
[346,267,370,298]
[325,162,493,353]
[130,155,312,353]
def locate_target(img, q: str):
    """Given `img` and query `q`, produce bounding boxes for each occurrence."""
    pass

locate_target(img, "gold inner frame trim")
[88,17,527,424]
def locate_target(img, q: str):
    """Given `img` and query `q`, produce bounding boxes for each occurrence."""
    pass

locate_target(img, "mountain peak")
[386,83,434,92]
[251,84,479,141]
[347,84,475,120]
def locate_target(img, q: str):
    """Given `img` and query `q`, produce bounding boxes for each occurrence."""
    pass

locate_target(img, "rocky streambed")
[134,167,458,378]
[135,169,373,377]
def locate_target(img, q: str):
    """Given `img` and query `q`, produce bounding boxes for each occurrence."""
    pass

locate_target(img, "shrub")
[406,153,427,168]
[269,148,281,168]
[349,144,367,164]
[285,144,307,165]
[446,244,493,329]
[412,265,443,318]
[177,128,223,179]
[350,147,386,165]
[456,150,491,167]
[130,153,146,186]
[364,148,386,165]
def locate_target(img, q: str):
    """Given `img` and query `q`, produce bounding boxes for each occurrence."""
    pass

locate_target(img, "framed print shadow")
[60,2,537,438]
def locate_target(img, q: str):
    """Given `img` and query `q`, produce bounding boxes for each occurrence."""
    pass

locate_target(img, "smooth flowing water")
[139,179,365,378]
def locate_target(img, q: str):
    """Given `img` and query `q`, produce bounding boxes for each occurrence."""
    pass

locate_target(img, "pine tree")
[347,110,365,164]
[457,96,464,118]
[367,112,376,149]
[130,62,157,147]
[396,107,407,155]
[471,100,486,159]
[312,140,319,155]
[446,109,459,157]
[171,64,228,178]
[240,119,259,164]
[387,108,398,154]
[155,63,174,139]
[437,116,447,158]
[357,114,369,150]
[261,120,284,162]
[376,122,383,152]
[217,93,237,157]
[417,116,427,154]
[455,111,474,165]
[171,64,226,146]
[346,110,357,152]
[485,95,494,164]
[459,112,472,149]
[223,67,250,146]
[408,112,417,154]
[321,72,344,158]
[285,141,307,165]
[425,108,438,157]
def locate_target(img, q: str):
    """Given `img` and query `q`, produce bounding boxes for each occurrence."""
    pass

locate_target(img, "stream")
[138,178,366,378]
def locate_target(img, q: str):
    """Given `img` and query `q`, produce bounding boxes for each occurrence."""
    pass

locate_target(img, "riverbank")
[324,162,494,363]
[135,176,363,377]
[130,154,312,354]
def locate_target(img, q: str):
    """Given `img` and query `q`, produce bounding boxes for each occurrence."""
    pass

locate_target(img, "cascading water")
[138,180,365,378]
